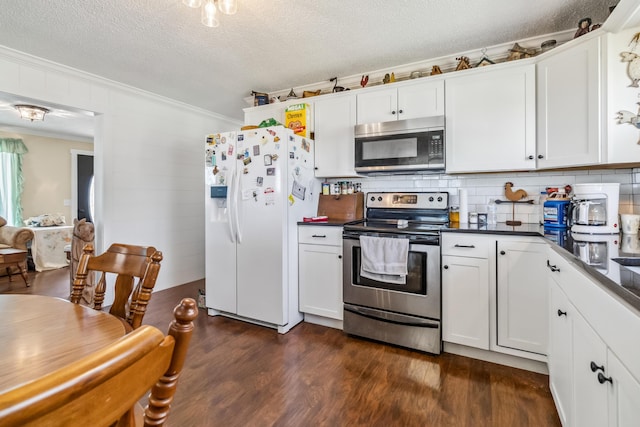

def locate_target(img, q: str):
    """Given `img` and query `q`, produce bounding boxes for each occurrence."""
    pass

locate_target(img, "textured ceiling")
[0,0,618,136]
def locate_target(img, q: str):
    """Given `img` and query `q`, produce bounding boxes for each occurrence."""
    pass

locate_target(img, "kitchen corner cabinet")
[547,248,640,427]
[441,233,492,349]
[445,63,536,173]
[496,239,548,355]
[298,226,343,322]
[356,79,444,124]
[313,94,359,178]
[536,35,601,169]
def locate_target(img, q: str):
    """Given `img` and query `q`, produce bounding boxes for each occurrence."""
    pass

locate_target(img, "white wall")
[327,167,640,224]
[0,46,241,294]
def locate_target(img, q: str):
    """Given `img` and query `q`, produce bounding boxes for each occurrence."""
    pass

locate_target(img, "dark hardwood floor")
[1,268,561,427]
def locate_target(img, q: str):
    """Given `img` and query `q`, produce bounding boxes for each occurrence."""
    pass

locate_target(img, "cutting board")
[317,193,364,221]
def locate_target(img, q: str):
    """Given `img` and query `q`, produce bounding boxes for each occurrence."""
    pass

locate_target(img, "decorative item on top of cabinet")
[455,56,471,71]
[574,17,593,38]
[507,43,537,61]
[475,48,495,67]
[330,77,349,93]
[360,75,369,87]
[431,65,443,75]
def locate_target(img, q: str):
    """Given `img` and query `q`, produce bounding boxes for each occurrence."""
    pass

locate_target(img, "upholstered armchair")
[0,216,34,278]
[0,216,34,250]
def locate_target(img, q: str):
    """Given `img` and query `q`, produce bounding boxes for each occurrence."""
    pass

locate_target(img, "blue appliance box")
[543,199,570,228]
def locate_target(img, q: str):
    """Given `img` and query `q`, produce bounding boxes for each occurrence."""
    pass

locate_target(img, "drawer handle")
[597,373,613,385]
[454,244,475,248]
[557,309,567,317]
[311,234,327,238]
[590,361,605,373]
[547,260,560,272]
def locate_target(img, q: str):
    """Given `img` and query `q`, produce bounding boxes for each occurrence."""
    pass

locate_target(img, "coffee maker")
[571,232,620,281]
[570,183,620,234]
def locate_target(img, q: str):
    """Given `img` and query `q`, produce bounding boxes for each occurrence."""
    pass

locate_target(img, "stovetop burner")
[343,192,450,244]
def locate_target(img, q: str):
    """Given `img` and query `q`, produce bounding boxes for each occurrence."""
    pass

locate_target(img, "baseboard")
[443,342,549,374]
[303,313,343,330]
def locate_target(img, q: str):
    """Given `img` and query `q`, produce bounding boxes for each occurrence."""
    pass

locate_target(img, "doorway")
[71,150,94,223]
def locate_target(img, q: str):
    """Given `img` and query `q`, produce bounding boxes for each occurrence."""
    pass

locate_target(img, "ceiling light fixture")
[14,104,50,122]
[182,0,237,28]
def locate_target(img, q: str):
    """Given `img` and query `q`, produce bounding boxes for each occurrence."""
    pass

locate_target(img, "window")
[0,138,28,226]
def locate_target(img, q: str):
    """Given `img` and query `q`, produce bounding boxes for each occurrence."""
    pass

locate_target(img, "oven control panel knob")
[370,196,375,202]
[437,196,443,202]
[429,196,434,202]
[378,196,383,201]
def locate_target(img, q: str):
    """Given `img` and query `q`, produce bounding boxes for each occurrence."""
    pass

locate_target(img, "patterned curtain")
[0,138,29,226]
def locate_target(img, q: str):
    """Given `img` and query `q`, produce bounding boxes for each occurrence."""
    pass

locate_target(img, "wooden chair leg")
[18,261,29,287]
[6,266,12,282]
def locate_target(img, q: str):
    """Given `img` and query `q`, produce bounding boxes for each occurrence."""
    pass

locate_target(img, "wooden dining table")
[0,294,126,392]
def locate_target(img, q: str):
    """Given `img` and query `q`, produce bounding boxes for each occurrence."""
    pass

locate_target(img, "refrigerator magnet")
[266,167,275,176]
[256,176,263,186]
[292,180,306,200]
[243,156,252,166]
[289,152,294,159]
[301,139,310,152]
[244,149,250,158]
[274,136,280,142]
[220,136,226,144]
[271,154,279,161]
[267,129,276,136]
[264,155,272,166]
[221,152,227,161]
[261,136,268,145]
[228,144,234,156]
[253,145,260,156]
[243,167,249,174]
[288,194,295,205]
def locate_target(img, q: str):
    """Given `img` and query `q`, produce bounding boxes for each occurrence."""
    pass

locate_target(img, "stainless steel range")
[342,192,448,354]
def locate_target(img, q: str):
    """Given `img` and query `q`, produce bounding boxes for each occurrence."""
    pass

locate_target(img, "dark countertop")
[445,223,640,315]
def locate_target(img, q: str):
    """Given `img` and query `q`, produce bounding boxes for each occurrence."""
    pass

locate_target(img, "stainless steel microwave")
[354,116,445,174]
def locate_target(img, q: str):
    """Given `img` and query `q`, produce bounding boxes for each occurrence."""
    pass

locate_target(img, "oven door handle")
[344,304,439,328]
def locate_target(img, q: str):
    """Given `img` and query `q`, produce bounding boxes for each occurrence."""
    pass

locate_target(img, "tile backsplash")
[327,168,640,224]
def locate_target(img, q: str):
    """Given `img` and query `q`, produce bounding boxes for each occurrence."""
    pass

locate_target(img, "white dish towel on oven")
[359,235,409,285]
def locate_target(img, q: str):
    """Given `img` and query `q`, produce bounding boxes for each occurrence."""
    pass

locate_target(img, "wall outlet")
[63,199,71,206]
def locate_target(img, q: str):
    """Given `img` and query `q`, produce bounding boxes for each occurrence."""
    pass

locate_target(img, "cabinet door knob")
[338,255,342,259]
[590,361,605,373]
[500,250,506,255]
[398,109,403,114]
[528,155,534,160]
[314,166,318,170]
[557,309,567,317]
[538,154,544,159]
[443,265,449,269]
[391,110,397,115]
[597,373,613,385]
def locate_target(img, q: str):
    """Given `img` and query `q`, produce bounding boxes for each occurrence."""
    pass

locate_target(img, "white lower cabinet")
[548,282,574,427]
[496,239,548,355]
[547,247,640,427]
[442,233,547,361]
[298,226,343,324]
[442,254,490,349]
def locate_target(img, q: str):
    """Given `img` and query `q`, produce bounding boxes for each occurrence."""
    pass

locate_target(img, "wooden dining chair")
[0,297,198,427]
[70,243,163,332]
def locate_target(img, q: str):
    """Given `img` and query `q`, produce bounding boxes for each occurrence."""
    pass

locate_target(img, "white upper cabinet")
[537,35,602,168]
[445,63,536,173]
[313,94,359,178]
[356,79,444,124]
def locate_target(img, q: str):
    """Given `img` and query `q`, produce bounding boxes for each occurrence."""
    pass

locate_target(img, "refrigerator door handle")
[234,165,243,243]
[226,171,236,243]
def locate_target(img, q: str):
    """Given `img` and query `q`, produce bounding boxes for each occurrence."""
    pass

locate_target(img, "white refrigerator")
[204,126,318,333]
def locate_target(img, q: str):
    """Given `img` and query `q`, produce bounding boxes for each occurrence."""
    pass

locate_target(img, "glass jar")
[449,206,460,223]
